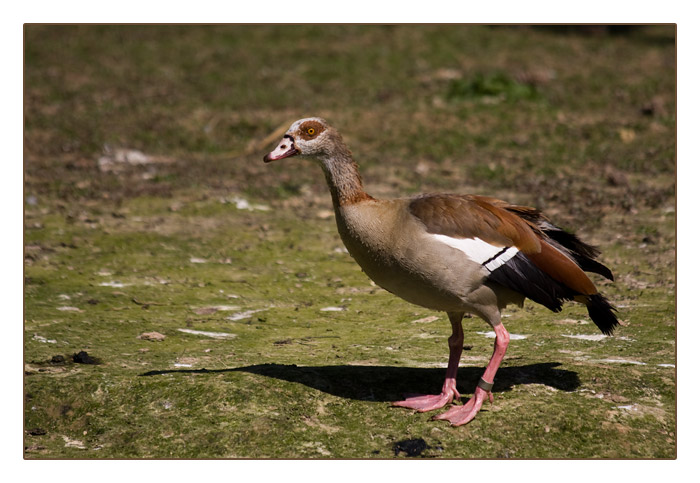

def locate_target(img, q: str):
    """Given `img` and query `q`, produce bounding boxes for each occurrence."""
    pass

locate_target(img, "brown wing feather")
[409,194,541,252]
[527,239,597,295]
[409,193,598,295]
[469,196,542,253]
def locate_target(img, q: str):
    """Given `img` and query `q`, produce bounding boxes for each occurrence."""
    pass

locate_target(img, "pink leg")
[392,312,464,412]
[433,322,510,426]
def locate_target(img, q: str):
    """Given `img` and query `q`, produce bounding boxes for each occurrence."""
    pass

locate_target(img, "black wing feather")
[503,206,615,282]
[487,251,577,312]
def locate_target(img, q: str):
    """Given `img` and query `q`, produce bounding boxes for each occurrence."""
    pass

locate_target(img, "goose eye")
[307,128,315,135]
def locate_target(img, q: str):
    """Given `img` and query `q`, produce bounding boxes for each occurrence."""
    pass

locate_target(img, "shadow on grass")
[140,362,579,402]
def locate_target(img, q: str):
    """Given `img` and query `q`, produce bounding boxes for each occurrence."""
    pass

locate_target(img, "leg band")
[477,377,494,392]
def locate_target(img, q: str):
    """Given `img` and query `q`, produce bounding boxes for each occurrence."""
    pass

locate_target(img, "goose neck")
[319,152,372,207]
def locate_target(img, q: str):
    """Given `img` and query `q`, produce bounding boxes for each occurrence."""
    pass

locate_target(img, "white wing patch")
[431,234,519,272]
[483,246,519,271]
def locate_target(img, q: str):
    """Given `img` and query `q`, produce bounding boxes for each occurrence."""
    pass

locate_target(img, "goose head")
[263,117,344,163]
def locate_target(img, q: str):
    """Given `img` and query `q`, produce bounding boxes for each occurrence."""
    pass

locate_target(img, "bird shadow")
[140,362,579,402]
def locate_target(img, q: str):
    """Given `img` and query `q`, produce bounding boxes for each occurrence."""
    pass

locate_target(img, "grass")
[24,24,676,459]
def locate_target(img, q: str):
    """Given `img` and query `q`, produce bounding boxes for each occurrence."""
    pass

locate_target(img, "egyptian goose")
[263,117,618,426]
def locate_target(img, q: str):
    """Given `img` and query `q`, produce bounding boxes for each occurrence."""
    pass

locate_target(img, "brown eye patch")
[298,120,325,140]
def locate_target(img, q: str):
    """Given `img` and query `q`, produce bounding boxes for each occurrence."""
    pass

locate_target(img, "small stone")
[138,331,166,342]
[57,306,84,312]
[192,307,218,315]
[72,351,98,364]
[393,438,428,457]
[411,316,440,324]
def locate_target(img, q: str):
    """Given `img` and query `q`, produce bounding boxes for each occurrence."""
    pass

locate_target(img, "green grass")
[24,25,675,459]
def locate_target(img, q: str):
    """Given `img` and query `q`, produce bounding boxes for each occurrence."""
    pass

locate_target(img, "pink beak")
[263,135,298,163]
